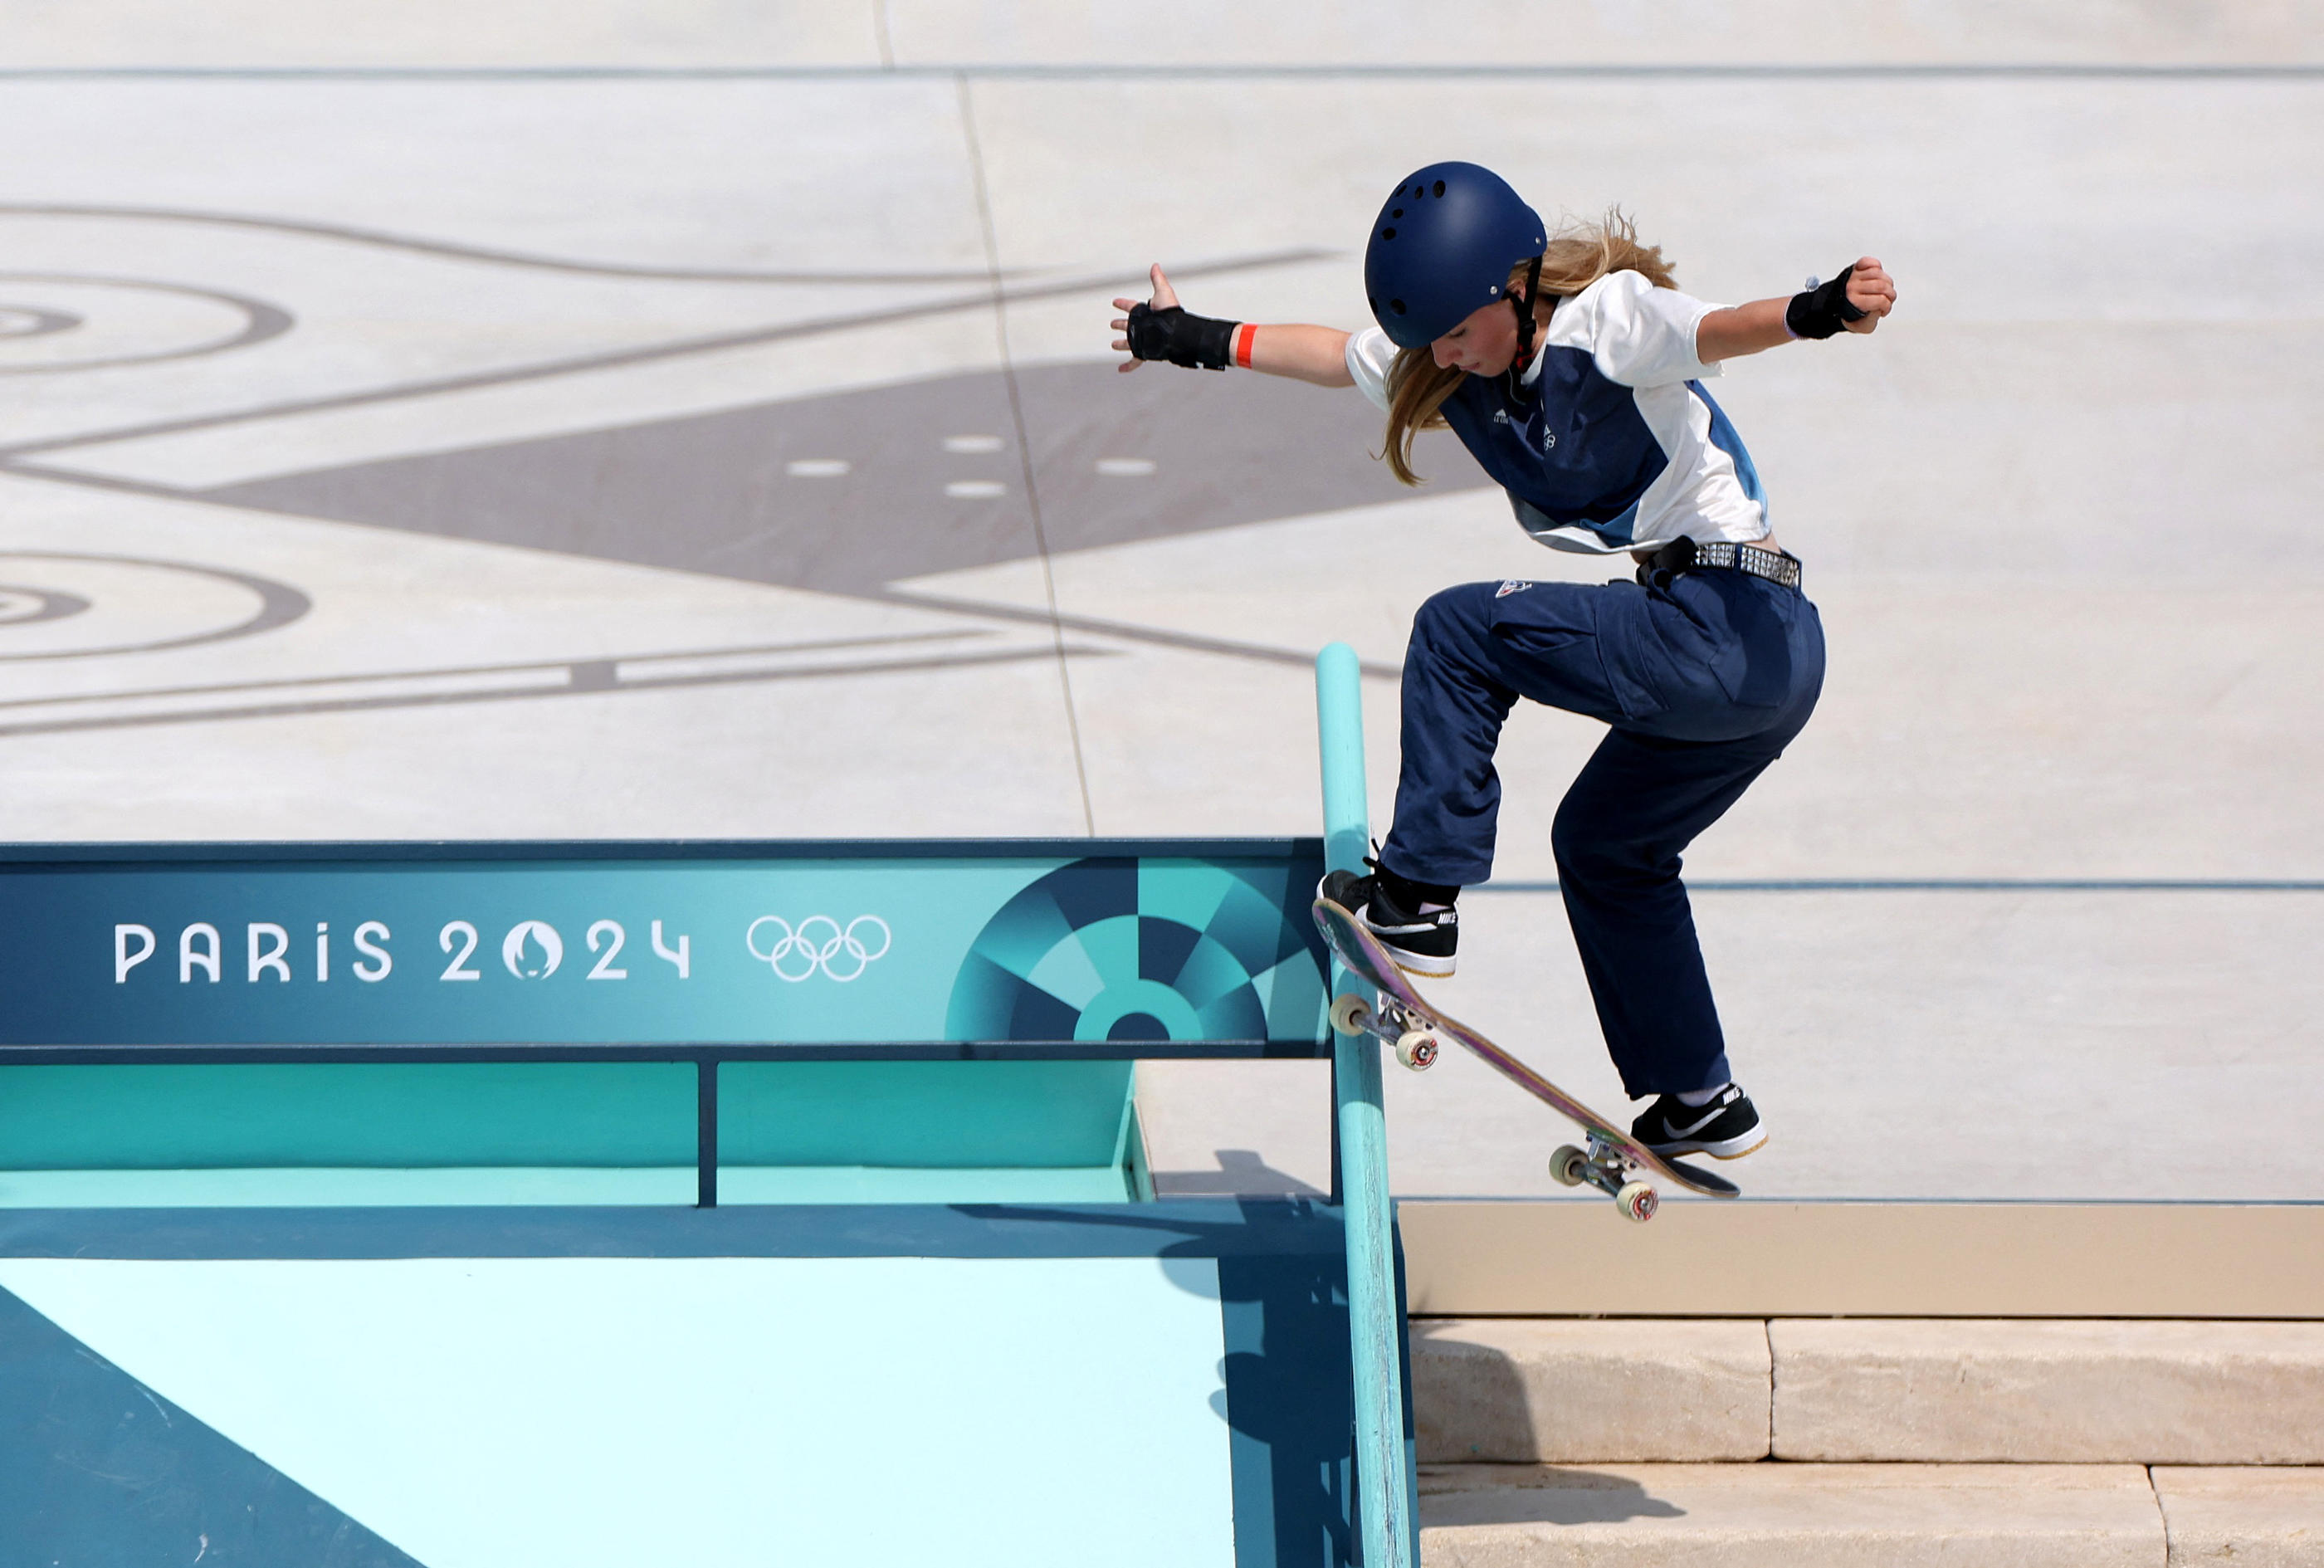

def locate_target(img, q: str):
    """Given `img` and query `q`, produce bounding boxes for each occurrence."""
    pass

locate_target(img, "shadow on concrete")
[1418,1463,1687,1526]
[1411,1321,1536,1463]
[1154,1146,1326,1197]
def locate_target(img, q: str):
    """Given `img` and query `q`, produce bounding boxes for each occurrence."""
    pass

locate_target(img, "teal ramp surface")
[0,1201,1395,1568]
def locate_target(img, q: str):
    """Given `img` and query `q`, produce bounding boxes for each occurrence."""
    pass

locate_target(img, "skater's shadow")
[1407,1326,1687,1524]
[1418,1464,1687,1526]
[1153,1147,1326,1196]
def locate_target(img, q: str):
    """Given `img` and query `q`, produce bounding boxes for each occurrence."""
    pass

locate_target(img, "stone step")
[2153,1468,2324,1567]
[1418,1463,2324,1568]
[1411,1318,2324,1465]
[1773,1321,2324,1463]
[1413,1318,1770,1463]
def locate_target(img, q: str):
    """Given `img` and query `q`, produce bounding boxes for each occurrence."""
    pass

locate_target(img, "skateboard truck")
[1550,1134,1659,1223]
[1329,992,1442,1072]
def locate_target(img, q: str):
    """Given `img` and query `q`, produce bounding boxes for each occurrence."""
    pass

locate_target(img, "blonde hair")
[1382,209,1677,486]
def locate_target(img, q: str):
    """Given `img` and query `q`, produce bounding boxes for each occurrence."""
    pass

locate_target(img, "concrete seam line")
[2143,1463,2169,1553]
[3,64,2321,81]
[1760,1317,1776,1460]
[954,71,1095,837]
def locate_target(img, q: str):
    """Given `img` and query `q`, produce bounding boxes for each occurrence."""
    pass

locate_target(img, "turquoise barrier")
[0,1060,1134,1171]
[0,840,1329,1204]
[0,670,1417,1567]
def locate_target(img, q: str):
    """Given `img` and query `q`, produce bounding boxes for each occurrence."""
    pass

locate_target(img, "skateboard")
[1313,895,1741,1221]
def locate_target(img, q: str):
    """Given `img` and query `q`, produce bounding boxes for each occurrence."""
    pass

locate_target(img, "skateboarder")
[1110,162,1894,1160]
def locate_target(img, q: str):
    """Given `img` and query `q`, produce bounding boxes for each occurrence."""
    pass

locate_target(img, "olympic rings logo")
[745,916,892,983]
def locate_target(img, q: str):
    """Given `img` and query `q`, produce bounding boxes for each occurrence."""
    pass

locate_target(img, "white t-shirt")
[1344,270,1770,554]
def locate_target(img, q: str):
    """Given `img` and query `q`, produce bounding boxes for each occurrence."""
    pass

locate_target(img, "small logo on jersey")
[1493,408,1555,449]
[1496,581,1533,598]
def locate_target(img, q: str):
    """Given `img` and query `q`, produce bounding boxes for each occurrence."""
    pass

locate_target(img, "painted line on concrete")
[2,65,2319,81]
[0,249,1332,462]
[0,549,309,659]
[959,72,1095,837]
[0,640,1109,740]
[0,203,1009,286]
[0,270,293,374]
[0,629,992,714]
[879,587,1405,679]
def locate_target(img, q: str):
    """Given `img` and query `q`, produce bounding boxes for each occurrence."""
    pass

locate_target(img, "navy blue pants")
[1379,569,1825,1098]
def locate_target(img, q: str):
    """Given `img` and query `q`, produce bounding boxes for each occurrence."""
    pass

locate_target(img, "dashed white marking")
[943,435,1005,454]
[1096,457,1157,477]
[945,480,1006,499]
[784,459,850,477]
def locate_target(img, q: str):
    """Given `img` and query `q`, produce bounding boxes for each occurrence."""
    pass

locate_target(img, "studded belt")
[1635,539,1804,591]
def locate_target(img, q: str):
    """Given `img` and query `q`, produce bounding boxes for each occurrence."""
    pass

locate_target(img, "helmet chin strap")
[1504,252,1546,400]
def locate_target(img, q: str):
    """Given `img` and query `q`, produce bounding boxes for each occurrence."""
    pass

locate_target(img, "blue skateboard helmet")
[1364,162,1547,349]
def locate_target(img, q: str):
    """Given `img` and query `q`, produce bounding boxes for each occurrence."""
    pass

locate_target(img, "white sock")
[1676,1082,1731,1108]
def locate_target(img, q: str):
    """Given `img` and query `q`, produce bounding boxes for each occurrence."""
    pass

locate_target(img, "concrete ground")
[2,6,2318,1200]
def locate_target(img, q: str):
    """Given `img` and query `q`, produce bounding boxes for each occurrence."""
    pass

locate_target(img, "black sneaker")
[1631,1083,1766,1160]
[1319,865,1458,978]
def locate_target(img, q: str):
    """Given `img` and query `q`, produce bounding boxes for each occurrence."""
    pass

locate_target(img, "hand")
[1110,263,1181,373]
[1843,256,1897,334]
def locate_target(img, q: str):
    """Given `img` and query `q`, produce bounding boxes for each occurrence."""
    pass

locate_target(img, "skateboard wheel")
[1616,1181,1658,1224]
[1394,1030,1438,1071]
[1329,993,1372,1037]
[1549,1145,1588,1187]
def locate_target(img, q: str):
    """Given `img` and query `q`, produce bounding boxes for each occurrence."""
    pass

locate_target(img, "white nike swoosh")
[1664,1105,1729,1138]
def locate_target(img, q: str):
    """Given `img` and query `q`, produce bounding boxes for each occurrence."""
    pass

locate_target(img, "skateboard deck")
[1314,896,1740,1219]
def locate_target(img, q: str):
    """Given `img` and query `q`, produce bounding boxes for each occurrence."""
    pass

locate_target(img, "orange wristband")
[1233,322,1257,369]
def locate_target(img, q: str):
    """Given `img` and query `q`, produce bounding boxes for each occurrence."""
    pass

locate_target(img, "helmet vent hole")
[1390,208,1404,218]
[1389,299,1407,315]
[1433,179,1446,197]
[1380,227,1395,240]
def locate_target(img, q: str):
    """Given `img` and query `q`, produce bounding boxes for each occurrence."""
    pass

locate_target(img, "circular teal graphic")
[945,858,1328,1045]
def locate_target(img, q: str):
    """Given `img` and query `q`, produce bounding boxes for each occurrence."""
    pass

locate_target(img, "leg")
[1382,581,1633,888]
[1551,726,1790,1098]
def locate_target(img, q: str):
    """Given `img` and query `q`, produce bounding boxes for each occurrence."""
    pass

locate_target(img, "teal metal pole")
[1316,642,1415,1568]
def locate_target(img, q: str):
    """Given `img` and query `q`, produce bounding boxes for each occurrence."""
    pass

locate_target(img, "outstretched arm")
[1110,265,1355,388]
[1696,256,1897,363]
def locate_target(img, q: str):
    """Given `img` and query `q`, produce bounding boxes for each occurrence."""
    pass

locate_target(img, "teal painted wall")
[719,1062,1132,1169]
[0,1062,1134,1172]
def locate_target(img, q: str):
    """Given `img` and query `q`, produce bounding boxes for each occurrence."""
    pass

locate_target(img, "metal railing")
[1316,641,1418,1568]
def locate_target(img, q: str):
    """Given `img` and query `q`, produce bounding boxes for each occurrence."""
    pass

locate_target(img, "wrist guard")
[1126,302,1238,370]
[1785,265,1870,340]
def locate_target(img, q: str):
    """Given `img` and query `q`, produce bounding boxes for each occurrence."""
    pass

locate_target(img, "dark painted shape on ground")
[0,1286,426,1567]
[205,363,1484,593]
[0,550,309,662]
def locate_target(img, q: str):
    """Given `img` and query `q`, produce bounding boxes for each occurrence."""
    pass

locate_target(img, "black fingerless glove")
[1785,265,1870,341]
[1126,302,1238,370]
